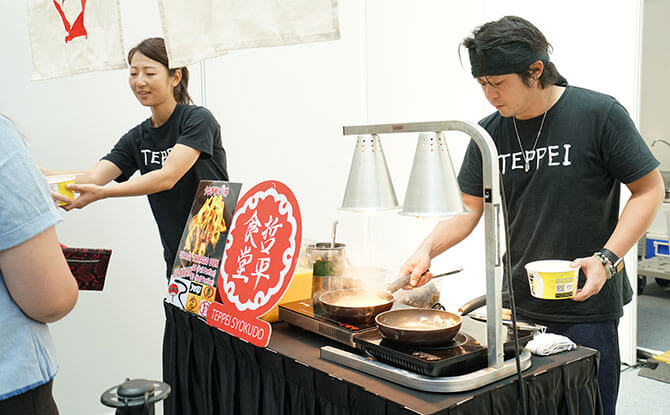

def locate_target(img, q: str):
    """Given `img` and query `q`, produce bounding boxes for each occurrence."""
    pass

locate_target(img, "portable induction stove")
[278,298,379,348]
[279,298,535,393]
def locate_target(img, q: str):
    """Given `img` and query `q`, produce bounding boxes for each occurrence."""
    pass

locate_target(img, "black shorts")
[0,379,58,415]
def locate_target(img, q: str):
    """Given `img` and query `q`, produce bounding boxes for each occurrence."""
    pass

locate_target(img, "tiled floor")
[618,364,670,414]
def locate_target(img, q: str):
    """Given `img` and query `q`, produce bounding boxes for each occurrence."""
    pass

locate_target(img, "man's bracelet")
[592,248,624,280]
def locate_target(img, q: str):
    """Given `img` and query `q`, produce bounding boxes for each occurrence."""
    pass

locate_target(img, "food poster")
[207,180,302,347]
[167,181,241,318]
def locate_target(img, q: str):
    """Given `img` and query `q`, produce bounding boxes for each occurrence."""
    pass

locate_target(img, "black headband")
[468,42,549,78]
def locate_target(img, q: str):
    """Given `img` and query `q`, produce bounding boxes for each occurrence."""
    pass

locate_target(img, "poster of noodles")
[168,181,241,316]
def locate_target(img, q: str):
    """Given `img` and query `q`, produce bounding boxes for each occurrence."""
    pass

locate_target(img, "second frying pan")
[374,291,513,346]
[374,308,462,346]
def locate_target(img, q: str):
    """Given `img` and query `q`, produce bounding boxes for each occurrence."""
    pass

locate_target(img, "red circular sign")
[218,180,302,318]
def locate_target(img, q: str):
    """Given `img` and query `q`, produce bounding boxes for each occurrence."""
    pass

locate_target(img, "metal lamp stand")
[320,120,531,392]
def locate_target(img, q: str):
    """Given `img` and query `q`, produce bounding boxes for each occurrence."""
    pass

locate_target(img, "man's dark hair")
[462,16,566,88]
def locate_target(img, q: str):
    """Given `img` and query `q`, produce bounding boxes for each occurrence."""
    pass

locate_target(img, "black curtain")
[162,302,600,415]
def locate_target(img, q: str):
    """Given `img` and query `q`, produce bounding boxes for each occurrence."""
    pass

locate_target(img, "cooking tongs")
[385,266,463,295]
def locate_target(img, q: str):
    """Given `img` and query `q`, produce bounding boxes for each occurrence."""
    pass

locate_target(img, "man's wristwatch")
[592,248,624,279]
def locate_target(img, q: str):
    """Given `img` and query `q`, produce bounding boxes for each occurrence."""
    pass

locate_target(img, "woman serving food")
[43,38,229,279]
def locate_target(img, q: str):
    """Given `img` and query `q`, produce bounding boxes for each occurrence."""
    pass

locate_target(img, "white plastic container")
[46,175,75,206]
[525,260,579,300]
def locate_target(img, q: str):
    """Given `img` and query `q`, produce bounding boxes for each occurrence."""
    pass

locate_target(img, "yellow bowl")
[524,260,579,300]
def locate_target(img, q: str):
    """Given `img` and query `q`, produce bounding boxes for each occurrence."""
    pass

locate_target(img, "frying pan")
[375,307,462,346]
[318,268,464,324]
[374,291,513,346]
[318,289,394,324]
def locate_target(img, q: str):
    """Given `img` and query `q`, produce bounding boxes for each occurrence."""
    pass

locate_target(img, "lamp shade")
[399,132,468,217]
[340,134,400,212]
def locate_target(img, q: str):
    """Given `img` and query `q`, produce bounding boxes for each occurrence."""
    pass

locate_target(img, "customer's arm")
[572,168,665,301]
[0,227,78,323]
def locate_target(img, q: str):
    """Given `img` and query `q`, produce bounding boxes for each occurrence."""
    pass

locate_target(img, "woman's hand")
[571,256,608,301]
[62,183,107,211]
[50,191,73,207]
[398,249,433,289]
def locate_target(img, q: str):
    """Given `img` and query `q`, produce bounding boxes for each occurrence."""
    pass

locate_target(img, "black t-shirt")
[102,104,229,276]
[458,86,659,322]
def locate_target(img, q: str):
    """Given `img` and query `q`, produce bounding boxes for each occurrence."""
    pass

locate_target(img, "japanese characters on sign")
[207,180,302,347]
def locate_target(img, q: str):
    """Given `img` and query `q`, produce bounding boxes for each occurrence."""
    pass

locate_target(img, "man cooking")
[399,16,664,415]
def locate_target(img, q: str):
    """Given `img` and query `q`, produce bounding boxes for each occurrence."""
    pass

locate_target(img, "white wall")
[642,0,670,168]
[317,0,490,316]
[640,0,670,242]
[0,1,644,413]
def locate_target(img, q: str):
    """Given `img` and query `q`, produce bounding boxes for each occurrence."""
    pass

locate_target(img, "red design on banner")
[207,181,301,347]
[52,0,88,43]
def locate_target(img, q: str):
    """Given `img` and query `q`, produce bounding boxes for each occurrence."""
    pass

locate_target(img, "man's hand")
[398,249,433,289]
[62,183,107,211]
[571,256,608,301]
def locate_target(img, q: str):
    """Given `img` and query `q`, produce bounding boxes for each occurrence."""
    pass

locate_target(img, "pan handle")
[458,290,510,316]
[385,274,413,295]
[385,266,463,295]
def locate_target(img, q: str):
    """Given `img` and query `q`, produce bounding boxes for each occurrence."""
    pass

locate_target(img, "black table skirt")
[162,302,601,415]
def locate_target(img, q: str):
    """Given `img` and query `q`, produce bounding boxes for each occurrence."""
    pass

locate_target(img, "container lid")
[525,259,575,273]
[45,174,75,183]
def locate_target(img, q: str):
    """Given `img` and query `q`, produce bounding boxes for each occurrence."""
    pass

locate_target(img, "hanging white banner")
[157,0,340,67]
[27,0,126,80]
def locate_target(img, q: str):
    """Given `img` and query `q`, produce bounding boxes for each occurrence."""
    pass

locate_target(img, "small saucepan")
[375,306,462,346]
[319,289,394,324]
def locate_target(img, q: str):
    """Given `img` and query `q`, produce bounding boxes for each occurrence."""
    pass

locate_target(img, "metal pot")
[319,289,394,324]
[375,308,462,346]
